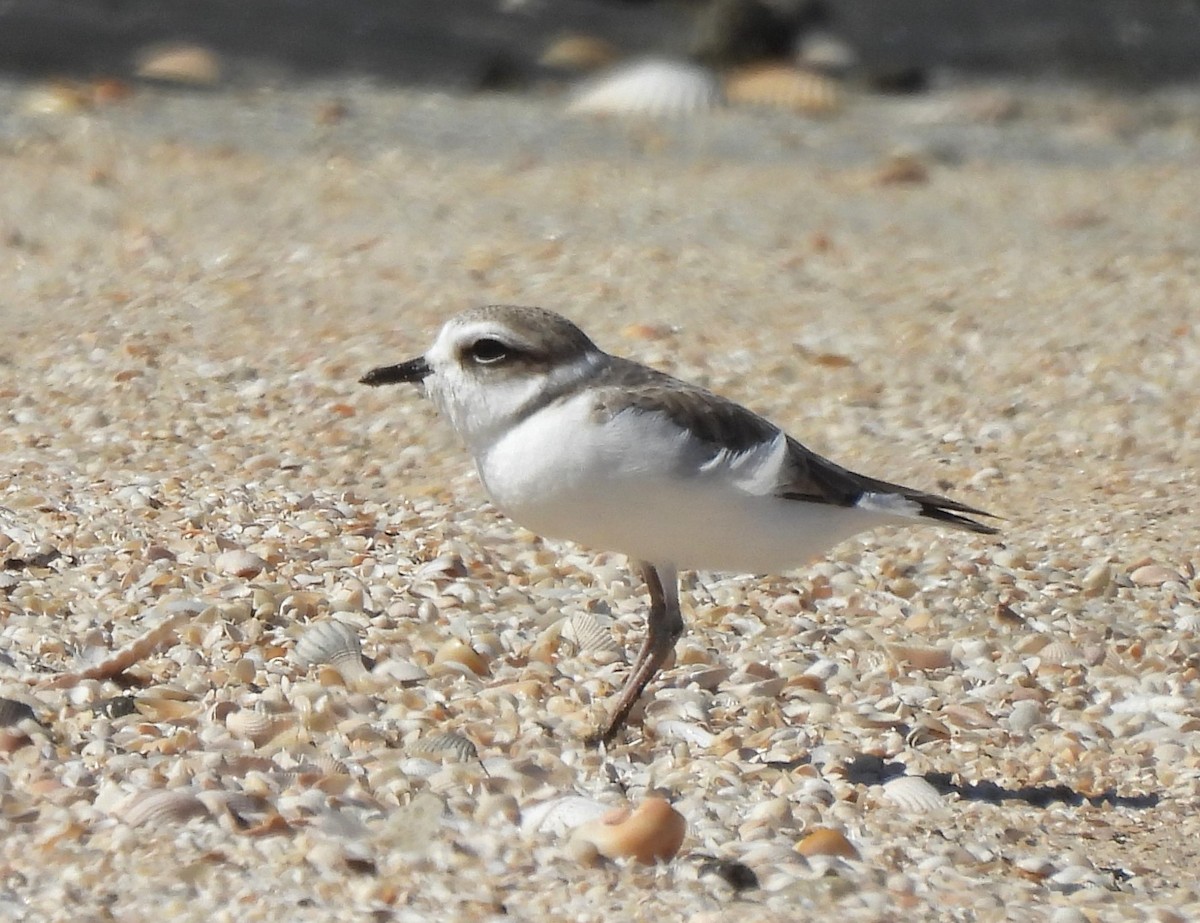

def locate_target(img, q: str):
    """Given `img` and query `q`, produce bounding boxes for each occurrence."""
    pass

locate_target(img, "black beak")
[360,356,431,386]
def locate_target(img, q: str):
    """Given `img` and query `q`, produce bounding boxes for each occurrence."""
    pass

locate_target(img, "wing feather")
[587,356,999,535]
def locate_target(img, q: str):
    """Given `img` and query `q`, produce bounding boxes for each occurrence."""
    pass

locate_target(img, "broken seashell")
[40,601,203,689]
[1081,563,1114,597]
[134,695,201,722]
[567,797,686,865]
[134,43,222,86]
[413,553,469,581]
[677,665,732,692]
[881,775,945,813]
[539,34,619,73]
[411,731,479,763]
[1129,564,1179,587]
[653,719,716,748]
[887,644,952,671]
[371,659,428,685]
[569,59,721,118]
[521,796,609,837]
[114,788,208,827]
[528,618,566,663]
[795,827,859,859]
[433,638,489,675]
[215,549,267,578]
[294,619,368,685]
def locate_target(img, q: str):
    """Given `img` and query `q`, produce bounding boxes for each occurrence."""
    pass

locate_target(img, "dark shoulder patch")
[590,358,778,453]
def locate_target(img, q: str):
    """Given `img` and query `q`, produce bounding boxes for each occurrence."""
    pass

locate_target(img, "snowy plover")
[362,305,998,743]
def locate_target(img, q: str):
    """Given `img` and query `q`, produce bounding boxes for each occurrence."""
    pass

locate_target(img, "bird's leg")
[588,561,682,746]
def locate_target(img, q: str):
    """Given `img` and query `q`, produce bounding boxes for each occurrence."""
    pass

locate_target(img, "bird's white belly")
[475,397,890,573]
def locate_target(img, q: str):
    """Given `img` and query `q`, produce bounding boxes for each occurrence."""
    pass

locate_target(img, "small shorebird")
[362,305,997,743]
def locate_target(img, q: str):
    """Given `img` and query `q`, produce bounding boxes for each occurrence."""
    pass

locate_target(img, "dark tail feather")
[905,488,1000,534]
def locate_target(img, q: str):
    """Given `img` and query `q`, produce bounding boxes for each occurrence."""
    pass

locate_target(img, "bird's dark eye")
[467,338,510,364]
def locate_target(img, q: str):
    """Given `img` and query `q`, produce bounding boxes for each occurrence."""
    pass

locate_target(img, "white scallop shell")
[1037,641,1083,666]
[560,612,622,658]
[225,707,286,746]
[881,775,946,813]
[569,58,721,118]
[115,788,208,827]
[294,619,367,683]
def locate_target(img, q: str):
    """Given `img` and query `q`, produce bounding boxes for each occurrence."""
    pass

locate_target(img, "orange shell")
[795,827,859,859]
[569,797,686,865]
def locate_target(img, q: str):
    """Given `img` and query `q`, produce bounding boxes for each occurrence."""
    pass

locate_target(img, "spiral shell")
[294,619,367,685]
[569,59,721,118]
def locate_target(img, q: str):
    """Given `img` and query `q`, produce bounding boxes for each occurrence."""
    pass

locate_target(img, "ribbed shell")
[569,59,721,118]
[294,619,367,684]
[411,732,479,763]
[724,65,841,115]
[115,789,208,827]
[881,775,946,813]
[560,612,622,657]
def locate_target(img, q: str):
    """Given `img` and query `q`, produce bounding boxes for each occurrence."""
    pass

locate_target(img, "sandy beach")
[1,74,1199,919]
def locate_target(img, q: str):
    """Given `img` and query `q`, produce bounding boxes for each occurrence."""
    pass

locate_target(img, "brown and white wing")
[589,356,998,535]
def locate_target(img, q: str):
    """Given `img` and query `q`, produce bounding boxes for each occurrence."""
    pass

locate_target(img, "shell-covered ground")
[1,76,1198,921]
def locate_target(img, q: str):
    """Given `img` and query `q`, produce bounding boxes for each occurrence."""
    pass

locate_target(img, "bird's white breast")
[475,393,890,573]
